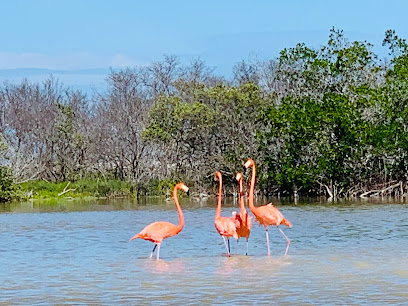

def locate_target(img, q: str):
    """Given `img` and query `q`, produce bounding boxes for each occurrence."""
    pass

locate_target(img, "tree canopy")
[2,28,408,199]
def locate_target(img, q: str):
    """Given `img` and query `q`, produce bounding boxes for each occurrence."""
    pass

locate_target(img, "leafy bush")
[0,166,17,202]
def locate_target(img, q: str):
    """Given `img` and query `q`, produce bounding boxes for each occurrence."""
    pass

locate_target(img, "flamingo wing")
[215,217,238,239]
[255,204,285,227]
[256,203,292,227]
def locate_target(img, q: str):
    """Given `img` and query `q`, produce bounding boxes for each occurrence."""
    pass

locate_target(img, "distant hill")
[0,68,111,95]
[0,68,110,77]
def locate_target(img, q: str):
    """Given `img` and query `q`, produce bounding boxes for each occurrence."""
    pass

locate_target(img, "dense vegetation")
[2,28,408,201]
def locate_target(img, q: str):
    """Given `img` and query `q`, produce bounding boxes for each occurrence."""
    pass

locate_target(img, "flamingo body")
[214,217,239,239]
[251,203,292,229]
[234,210,252,240]
[130,221,182,243]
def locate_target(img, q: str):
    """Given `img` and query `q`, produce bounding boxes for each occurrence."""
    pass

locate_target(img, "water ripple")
[0,200,407,303]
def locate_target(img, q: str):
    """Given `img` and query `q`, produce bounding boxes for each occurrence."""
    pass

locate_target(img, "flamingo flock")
[130,159,292,259]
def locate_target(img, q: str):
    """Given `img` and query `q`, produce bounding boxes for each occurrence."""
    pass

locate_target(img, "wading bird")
[214,171,238,256]
[130,183,189,260]
[244,159,292,256]
[233,172,253,255]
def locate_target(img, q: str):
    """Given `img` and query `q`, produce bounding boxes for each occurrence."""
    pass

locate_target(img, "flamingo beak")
[186,190,190,197]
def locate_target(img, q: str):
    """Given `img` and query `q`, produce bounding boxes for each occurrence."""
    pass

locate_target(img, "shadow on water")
[1,196,408,303]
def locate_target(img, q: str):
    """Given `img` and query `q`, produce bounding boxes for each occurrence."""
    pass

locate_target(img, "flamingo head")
[175,183,189,194]
[236,172,242,181]
[214,171,222,181]
[244,158,254,169]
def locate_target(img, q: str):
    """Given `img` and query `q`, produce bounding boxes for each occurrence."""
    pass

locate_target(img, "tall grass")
[18,179,135,200]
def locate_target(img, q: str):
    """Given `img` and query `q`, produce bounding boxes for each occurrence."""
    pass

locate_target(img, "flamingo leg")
[228,238,231,255]
[222,236,230,256]
[156,243,161,260]
[245,238,249,256]
[265,228,271,256]
[278,227,291,255]
[150,244,157,258]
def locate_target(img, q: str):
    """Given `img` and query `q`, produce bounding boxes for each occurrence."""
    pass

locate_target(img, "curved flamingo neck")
[215,173,222,219]
[248,162,256,211]
[238,177,245,213]
[173,184,185,230]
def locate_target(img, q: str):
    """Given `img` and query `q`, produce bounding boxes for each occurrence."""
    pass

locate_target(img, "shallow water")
[1,197,408,304]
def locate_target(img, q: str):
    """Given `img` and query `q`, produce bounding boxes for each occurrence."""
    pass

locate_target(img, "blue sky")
[1,0,407,90]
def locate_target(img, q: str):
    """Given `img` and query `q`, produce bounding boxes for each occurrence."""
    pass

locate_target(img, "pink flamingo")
[130,183,189,260]
[214,171,238,256]
[233,172,253,255]
[244,159,292,256]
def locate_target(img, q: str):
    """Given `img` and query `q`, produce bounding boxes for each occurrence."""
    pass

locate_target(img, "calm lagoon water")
[1,197,408,304]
